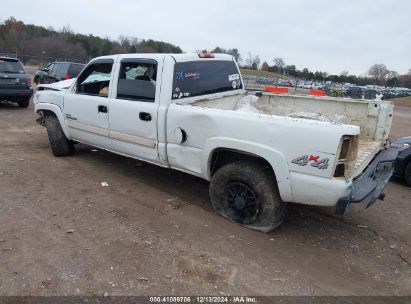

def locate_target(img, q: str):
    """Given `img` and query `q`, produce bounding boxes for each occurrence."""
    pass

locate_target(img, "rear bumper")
[0,88,33,99]
[335,147,398,214]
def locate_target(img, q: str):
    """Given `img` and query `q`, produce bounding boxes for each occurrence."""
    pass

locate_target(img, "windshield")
[172,60,242,100]
[0,59,25,74]
[80,71,111,85]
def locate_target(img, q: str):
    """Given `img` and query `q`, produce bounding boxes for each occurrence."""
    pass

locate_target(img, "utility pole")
[41,51,46,67]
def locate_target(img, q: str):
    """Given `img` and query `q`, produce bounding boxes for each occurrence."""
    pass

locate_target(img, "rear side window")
[116,60,157,102]
[172,60,242,100]
[68,63,85,77]
[0,59,25,74]
[56,63,69,76]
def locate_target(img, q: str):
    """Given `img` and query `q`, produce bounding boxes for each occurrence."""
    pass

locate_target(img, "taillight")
[64,73,71,80]
[27,78,31,86]
[198,53,215,58]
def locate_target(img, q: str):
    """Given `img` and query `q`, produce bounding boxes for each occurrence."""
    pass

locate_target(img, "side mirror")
[42,68,49,72]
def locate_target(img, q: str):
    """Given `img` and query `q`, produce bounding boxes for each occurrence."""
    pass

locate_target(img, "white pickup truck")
[34,53,398,232]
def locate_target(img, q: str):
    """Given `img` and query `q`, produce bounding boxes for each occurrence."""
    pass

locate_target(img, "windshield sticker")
[185,71,200,80]
[228,73,240,81]
[173,91,190,99]
[176,71,184,80]
[232,81,237,89]
[176,71,201,81]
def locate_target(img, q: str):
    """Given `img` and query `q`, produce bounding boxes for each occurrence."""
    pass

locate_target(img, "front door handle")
[139,112,152,121]
[98,105,108,113]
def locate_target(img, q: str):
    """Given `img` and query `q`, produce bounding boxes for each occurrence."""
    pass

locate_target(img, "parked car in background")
[392,136,411,186]
[0,56,33,107]
[34,61,85,84]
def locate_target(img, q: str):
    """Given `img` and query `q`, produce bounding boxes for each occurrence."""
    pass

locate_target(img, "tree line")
[252,56,410,88]
[206,47,411,88]
[1,17,410,88]
[0,17,182,65]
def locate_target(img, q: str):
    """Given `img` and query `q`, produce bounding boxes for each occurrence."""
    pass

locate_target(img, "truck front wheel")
[209,161,288,232]
[44,114,75,157]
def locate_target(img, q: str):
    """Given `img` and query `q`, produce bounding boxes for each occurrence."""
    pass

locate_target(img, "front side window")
[48,64,57,74]
[76,61,113,97]
[116,60,157,102]
[45,63,54,74]
[172,60,242,100]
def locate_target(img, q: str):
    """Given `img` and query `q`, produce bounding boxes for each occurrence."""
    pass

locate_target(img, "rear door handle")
[139,112,152,121]
[98,105,108,113]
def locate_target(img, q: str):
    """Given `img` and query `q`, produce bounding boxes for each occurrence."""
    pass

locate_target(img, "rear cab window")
[172,60,242,100]
[0,58,25,74]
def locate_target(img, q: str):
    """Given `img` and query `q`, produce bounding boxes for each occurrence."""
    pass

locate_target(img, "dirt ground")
[0,93,410,296]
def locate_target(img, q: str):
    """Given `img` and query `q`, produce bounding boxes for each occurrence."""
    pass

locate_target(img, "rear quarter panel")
[166,104,360,201]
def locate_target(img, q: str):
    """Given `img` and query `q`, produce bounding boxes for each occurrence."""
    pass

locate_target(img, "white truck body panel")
[34,53,395,209]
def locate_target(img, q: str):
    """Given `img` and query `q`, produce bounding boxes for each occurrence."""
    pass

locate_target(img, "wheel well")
[38,109,56,117]
[209,149,276,180]
[37,109,56,126]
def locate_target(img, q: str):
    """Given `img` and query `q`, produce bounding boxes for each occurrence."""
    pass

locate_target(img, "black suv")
[34,61,85,84]
[0,56,33,108]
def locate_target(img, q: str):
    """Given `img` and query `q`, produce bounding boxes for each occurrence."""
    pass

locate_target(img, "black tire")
[17,98,30,108]
[209,161,288,232]
[44,114,75,157]
[405,161,411,186]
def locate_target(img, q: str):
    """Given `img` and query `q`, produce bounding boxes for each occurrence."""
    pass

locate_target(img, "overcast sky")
[2,0,410,75]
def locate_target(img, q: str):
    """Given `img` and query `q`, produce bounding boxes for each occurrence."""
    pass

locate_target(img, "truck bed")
[189,92,393,178]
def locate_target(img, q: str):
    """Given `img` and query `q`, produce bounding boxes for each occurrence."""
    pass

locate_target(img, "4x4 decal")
[292,155,329,170]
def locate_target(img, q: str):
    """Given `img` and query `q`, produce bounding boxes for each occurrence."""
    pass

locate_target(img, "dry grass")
[392,96,411,107]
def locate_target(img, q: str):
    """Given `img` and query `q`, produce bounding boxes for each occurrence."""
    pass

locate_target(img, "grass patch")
[392,96,411,107]
[240,69,292,80]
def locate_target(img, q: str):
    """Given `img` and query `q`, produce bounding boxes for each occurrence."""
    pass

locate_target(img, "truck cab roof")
[92,53,235,63]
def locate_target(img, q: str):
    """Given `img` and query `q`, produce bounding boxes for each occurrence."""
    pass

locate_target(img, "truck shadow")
[390,175,410,188]
[69,144,411,287]
[73,144,361,235]
[0,101,20,109]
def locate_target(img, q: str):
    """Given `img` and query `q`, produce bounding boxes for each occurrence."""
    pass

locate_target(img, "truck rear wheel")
[44,114,75,157]
[209,161,288,232]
